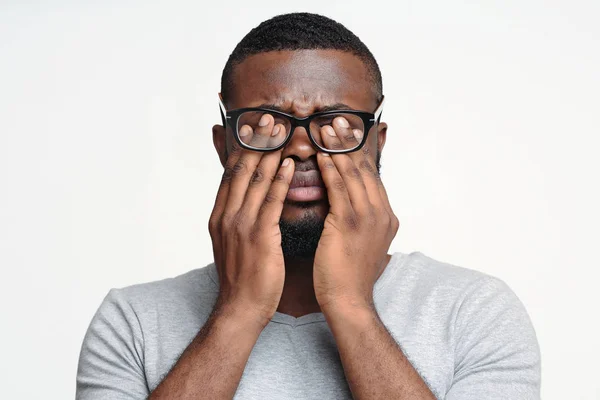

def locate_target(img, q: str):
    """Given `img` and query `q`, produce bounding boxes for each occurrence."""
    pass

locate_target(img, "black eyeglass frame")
[218,94,385,154]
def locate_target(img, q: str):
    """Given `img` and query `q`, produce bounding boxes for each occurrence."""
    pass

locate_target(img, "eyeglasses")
[218,94,385,154]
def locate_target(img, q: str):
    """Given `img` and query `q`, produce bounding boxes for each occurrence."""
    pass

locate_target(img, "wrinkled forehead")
[227,49,377,114]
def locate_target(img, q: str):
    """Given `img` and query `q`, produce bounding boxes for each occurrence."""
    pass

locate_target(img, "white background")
[1,1,599,399]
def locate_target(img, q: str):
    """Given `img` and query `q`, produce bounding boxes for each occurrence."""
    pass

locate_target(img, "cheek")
[364,127,380,157]
[225,127,242,155]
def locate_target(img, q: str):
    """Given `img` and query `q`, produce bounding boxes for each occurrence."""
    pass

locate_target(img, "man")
[76,12,541,400]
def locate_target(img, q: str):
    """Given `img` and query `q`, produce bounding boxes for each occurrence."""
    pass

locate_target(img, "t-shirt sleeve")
[76,289,149,400]
[445,277,541,400]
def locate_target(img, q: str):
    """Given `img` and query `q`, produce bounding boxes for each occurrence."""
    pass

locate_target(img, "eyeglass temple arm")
[372,96,385,123]
[218,94,230,127]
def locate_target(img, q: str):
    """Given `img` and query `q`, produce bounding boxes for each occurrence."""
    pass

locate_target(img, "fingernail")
[326,126,337,137]
[336,117,349,128]
[321,152,330,157]
[282,158,290,167]
[272,125,280,136]
[239,125,251,137]
[258,114,270,127]
[353,129,364,140]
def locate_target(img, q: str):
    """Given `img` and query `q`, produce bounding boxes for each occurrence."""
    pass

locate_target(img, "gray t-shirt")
[76,252,541,399]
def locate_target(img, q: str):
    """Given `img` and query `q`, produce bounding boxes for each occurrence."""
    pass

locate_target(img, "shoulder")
[389,251,509,297]
[77,267,217,398]
[100,263,219,320]
[394,251,533,325]
[391,252,541,396]
[387,251,538,350]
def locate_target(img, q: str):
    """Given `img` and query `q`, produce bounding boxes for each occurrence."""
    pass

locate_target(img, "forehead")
[227,49,376,112]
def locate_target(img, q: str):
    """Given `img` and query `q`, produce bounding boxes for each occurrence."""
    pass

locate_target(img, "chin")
[282,199,329,221]
[279,202,326,259]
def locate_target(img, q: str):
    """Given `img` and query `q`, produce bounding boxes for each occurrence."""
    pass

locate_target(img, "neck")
[276,256,321,318]
[276,253,393,318]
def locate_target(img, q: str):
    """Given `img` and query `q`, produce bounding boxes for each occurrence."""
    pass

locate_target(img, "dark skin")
[149,49,435,400]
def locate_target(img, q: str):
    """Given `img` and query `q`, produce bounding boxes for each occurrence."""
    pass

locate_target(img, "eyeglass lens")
[236,111,365,151]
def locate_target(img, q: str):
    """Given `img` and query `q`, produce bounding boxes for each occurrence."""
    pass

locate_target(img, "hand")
[209,114,294,327]
[313,117,399,312]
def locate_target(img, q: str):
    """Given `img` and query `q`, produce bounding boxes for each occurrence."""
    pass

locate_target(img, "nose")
[281,125,317,163]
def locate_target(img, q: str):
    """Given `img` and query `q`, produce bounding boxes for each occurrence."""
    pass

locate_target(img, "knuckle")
[250,168,265,185]
[232,215,249,235]
[346,167,361,180]
[247,228,260,244]
[221,167,233,184]
[220,211,235,228]
[263,191,281,206]
[377,212,389,227]
[344,214,360,231]
[343,133,356,142]
[232,159,248,176]
[274,172,287,182]
[333,178,346,191]
[230,142,242,153]
[208,215,221,234]
[322,160,336,170]
[330,141,344,150]
[358,160,375,174]
[392,215,400,231]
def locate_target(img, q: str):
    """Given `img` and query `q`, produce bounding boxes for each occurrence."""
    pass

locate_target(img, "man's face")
[213,49,387,258]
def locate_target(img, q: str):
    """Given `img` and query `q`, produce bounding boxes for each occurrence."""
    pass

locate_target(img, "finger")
[332,116,361,151]
[241,148,286,218]
[329,152,370,213]
[248,113,275,148]
[237,123,255,148]
[266,122,288,149]
[210,142,245,222]
[316,152,353,213]
[319,124,344,152]
[331,117,384,206]
[257,158,295,225]
[349,142,384,206]
[224,146,267,213]
[323,122,371,212]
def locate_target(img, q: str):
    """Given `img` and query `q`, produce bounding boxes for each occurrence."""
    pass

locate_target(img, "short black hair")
[220,12,383,105]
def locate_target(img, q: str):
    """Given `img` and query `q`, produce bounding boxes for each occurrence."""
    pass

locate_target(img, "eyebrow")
[255,102,356,113]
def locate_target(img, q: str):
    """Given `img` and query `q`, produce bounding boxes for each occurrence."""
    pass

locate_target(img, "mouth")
[286,170,326,202]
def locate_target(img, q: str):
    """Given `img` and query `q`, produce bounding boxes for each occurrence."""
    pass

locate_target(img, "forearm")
[324,305,436,400]
[149,305,265,400]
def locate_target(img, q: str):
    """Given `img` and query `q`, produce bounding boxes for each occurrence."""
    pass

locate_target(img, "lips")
[289,170,325,189]
[286,170,326,202]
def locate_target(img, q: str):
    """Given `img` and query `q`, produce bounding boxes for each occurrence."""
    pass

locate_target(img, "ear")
[376,122,388,153]
[212,124,227,167]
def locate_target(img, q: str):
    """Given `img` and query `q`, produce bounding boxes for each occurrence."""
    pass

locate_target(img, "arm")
[76,289,149,400]
[323,304,436,400]
[312,119,539,399]
[313,120,435,399]
[76,292,266,400]
[324,278,541,400]
[444,278,541,399]
[149,303,266,399]
[78,116,295,399]
[150,117,295,399]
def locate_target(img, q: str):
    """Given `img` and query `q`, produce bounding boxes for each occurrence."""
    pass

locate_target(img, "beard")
[279,205,324,259]
[279,150,381,259]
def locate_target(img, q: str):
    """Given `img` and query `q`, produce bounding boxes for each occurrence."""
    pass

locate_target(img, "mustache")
[286,156,319,172]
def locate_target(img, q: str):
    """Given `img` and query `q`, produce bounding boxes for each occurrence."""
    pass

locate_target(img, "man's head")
[212,12,387,259]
